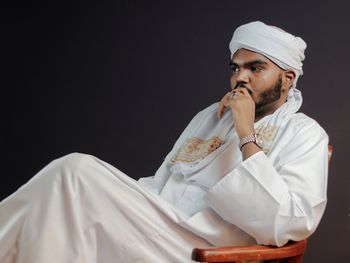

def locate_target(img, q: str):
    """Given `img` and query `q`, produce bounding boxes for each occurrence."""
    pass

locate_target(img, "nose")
[230,69,250,88]
[234,68,250,83]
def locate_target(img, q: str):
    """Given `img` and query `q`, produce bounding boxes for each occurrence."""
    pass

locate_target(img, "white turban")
[229,21,307,88]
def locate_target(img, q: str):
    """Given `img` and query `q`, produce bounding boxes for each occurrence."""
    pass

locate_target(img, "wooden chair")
[192,145,333,263]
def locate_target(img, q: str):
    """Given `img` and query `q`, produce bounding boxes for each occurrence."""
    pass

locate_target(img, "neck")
[254,99,286,122]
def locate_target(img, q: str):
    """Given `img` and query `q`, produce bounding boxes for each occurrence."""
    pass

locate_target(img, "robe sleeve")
[204,118,329,246]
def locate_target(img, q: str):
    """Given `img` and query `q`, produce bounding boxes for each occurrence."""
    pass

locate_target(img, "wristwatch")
[239,133,263,151]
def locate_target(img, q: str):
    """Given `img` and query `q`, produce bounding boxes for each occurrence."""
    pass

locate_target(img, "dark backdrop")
[3,1,349,261]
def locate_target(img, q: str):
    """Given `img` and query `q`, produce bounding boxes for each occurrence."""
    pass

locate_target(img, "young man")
[0,21,329,263]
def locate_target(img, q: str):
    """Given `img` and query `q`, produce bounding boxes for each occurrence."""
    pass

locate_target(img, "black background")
[3,0,349,261]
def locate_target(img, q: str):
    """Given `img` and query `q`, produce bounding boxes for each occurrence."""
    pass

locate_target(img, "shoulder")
[281,113,329,147]
[189,102,220,123]
[287,113,327,135]
[199,102,220,115]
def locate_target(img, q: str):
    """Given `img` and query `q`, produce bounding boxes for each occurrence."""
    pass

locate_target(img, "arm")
[218,88,263,160]
[204,119,329,246]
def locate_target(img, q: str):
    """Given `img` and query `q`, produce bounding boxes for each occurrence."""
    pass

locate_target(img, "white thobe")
[0,104,328,263]
[0,154,212,263]
[139,103,329,247]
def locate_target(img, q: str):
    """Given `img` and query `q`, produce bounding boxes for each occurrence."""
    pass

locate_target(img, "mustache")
[232,83,253,95]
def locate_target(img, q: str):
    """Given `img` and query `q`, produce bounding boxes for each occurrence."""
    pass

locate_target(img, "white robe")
[140,102,329,247]
[0,154,212,263]
[0,104,328,263]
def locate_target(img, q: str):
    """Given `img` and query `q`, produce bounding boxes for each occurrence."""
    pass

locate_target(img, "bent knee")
[57,152,91,163]
[52,152,93,171]
[22,153,96,194]
[38,152,95,181]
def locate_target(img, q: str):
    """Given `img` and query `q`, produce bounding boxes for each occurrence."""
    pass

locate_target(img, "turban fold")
[229,21,307,87]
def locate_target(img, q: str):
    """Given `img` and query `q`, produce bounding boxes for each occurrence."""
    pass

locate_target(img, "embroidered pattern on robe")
[170,137,223,163]
[255,124,278,154]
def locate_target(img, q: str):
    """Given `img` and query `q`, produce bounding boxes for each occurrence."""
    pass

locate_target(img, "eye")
[251,65,262,72]
[229,61,239,72]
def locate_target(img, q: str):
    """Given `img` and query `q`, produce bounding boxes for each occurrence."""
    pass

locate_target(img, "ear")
[282,69,296,90]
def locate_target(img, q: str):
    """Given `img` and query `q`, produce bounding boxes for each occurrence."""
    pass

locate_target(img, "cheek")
[260,71,278,83]
[230,74,236,83]
[253,72,278,89]
[229,74,238,88]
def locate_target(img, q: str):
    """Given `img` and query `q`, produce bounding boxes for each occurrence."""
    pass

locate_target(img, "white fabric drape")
[0,154,211,263]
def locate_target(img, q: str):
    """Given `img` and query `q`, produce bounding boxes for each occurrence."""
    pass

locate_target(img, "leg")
[0,153,211,263]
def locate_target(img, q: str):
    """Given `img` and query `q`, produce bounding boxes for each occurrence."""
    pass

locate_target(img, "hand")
[217,91,233,119]
[218,88,255,139]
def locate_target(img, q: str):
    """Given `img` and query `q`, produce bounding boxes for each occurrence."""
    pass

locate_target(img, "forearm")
[241,141,263,161]
[205,124,329,245]
[204,151,327,246]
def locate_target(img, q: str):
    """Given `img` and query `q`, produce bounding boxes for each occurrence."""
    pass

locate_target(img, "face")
[230,49,290,117]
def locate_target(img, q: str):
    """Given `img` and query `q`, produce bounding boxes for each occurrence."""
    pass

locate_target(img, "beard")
[255,74,283,110]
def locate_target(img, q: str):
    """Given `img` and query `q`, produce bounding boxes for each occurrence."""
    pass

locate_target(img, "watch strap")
[239,133,261,151]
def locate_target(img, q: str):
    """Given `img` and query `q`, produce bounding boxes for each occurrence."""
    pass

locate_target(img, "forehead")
[231,48,273,65]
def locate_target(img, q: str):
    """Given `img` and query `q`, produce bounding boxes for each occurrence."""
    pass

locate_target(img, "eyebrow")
[231,59,269,68]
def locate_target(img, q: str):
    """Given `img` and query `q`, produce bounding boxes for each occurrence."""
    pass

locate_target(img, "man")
[0,21,328,263]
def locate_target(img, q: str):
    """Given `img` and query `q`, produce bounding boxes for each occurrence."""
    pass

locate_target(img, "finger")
[218,104,226,119]
[239,87,251,96]
[229,91,240,103]
[227,90,236,101]
[234,88,246,95]
[218,92,231,119]
[236,87,252,96]
[217,100,225,119]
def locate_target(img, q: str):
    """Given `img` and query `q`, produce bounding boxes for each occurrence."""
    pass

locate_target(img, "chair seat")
[192,240,307,262]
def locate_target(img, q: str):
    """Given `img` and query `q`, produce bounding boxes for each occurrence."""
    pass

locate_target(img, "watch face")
[255,134,263,148]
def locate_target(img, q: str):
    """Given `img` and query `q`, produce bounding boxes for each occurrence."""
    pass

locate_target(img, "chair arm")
[191,240,307,262]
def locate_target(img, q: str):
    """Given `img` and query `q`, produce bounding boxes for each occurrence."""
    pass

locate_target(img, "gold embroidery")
[171,137,223,163]
[255,124,278,154]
